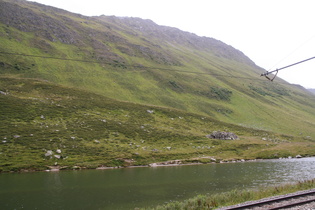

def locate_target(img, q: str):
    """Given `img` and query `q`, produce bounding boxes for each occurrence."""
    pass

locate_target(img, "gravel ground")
[287,201,315,209]
[217,189,315,210]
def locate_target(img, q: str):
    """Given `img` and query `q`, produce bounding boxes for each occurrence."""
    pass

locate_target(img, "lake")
[1,157,315,209]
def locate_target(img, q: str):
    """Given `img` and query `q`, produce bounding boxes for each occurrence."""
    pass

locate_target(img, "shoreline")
[42,155,311,173]
[4,155,312,173]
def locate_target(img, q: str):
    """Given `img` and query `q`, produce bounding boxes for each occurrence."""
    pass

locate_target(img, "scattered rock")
[296,154,302,158]
[0,91,7,95]
[45,150,53,156]
[166,160,181,165]
[56,149,61,154]
[13,135,21,138]
[94,140,100,144]
[149,163,158,167]
[147,110,154,114]
[206,131,238,140]
[54,155,61,159]
[149,160,182,167]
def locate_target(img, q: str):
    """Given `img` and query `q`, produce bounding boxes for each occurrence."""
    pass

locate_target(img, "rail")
[219,189,315,210]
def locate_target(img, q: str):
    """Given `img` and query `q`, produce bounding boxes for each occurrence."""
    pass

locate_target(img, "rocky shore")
[42,155,308,172]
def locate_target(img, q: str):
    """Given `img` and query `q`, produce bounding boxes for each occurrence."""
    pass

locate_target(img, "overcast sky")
[27,0,315,88]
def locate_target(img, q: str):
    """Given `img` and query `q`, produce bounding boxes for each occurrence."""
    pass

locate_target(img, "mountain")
[0,0,315,171]
[308,89,315,95]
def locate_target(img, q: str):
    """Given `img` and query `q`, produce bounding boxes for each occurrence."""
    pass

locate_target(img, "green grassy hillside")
[0,0,315,171]
[1,76,314,172]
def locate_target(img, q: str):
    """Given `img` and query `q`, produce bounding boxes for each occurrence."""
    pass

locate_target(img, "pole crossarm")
[261,56,315,77]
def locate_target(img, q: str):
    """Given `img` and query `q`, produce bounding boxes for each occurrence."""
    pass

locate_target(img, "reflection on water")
[0,157,315,209]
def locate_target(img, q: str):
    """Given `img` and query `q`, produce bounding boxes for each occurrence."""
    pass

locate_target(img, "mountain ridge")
[308,88,315,95]
[0,0,315,135]
[96,15,257,66]
[0,0,257,67]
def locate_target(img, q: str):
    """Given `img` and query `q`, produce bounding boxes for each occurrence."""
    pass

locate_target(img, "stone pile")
[206,131,238,140]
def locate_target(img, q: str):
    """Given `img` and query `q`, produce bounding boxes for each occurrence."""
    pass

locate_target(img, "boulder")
[206,131,238,140]
[0,91,7,95]
[45,150,53,156]
[149,163,158,167]
[54,155,61,159]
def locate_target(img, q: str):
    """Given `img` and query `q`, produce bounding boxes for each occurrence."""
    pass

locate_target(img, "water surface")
[1,157,315,209]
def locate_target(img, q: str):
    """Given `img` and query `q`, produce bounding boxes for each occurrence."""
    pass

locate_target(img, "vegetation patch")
[147,179,315,209]
[249,85,272,96]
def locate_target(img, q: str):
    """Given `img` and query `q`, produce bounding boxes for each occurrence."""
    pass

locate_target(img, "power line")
[268,33,315,71]
[0,51,286,83]
[0,51,105,64]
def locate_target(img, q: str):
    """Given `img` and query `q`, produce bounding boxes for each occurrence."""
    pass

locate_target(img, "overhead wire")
[257,33,315,82]
[267,33,315,71]
[0,51,293,84]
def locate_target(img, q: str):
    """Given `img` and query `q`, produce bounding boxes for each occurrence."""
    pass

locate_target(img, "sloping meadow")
[1,77,314,172]
[0,0,315,172]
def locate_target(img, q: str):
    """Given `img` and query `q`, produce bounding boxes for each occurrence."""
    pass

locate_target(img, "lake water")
[1,157,315,209]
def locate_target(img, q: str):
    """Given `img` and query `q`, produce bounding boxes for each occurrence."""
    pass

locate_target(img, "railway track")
[219,189,315,210]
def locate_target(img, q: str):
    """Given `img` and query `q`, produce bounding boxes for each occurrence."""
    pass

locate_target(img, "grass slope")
[0,0,315,171]
[0,77,314,172]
